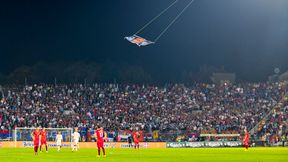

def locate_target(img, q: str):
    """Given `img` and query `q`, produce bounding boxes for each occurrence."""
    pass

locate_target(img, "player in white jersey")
[56,132,63,152]
[72,128,80,152]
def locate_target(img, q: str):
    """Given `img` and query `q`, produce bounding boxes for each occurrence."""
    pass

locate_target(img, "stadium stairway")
[249,92,288,136]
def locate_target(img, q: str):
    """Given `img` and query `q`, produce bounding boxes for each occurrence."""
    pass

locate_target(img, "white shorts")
[56,141,62,146]
[73,140,79,146]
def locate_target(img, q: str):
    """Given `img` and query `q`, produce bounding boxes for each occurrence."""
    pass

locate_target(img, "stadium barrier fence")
[166,141,243,148]
[1,141,286,148]
[0,141,166,149]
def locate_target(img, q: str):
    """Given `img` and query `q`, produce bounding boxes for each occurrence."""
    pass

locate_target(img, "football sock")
[34,146,38,153]
[102,147,105,155]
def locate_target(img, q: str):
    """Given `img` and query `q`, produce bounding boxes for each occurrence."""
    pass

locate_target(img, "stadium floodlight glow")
[14,127,73,148]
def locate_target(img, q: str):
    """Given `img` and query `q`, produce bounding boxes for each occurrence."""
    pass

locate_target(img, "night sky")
[1,0,288,81]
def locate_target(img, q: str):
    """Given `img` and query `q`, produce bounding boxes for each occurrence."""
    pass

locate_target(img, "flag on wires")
[125,0,196,47]
[125,35,154,47]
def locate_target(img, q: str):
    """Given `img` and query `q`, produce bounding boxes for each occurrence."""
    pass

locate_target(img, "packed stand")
[0,82,287,141]
[255,102,288,145]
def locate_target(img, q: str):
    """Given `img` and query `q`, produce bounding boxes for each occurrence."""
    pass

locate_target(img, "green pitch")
[0,147,287,162]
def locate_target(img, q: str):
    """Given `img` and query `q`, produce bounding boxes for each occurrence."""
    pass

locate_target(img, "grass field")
[0,147,287,162]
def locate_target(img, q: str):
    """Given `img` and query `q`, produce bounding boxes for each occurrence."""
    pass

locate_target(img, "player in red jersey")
[95,125,107,157]
[40,128,48,153]
[133,131,140,149]
[243,128,250,151]
[31,127,42,155]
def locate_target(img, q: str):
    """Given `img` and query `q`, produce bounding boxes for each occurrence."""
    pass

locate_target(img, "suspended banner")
[125,0,196,46]
[125,35,154,47]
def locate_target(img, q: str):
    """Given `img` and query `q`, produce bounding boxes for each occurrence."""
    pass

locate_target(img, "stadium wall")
[0,142,166,149]
[1,141,282,148]
[166,141,242,148]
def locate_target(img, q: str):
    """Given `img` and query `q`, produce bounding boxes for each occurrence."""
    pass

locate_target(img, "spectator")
[0,82,287,141]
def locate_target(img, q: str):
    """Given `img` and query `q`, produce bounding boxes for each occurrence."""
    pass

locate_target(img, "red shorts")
[97,141,104,148]
[134,141,139,145]
[34,141,39,146]
[243,141,249,146]
[41,141,47,145]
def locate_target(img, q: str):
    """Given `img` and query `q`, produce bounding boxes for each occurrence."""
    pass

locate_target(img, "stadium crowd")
[255,103,288,145]
[0,82,287,141]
